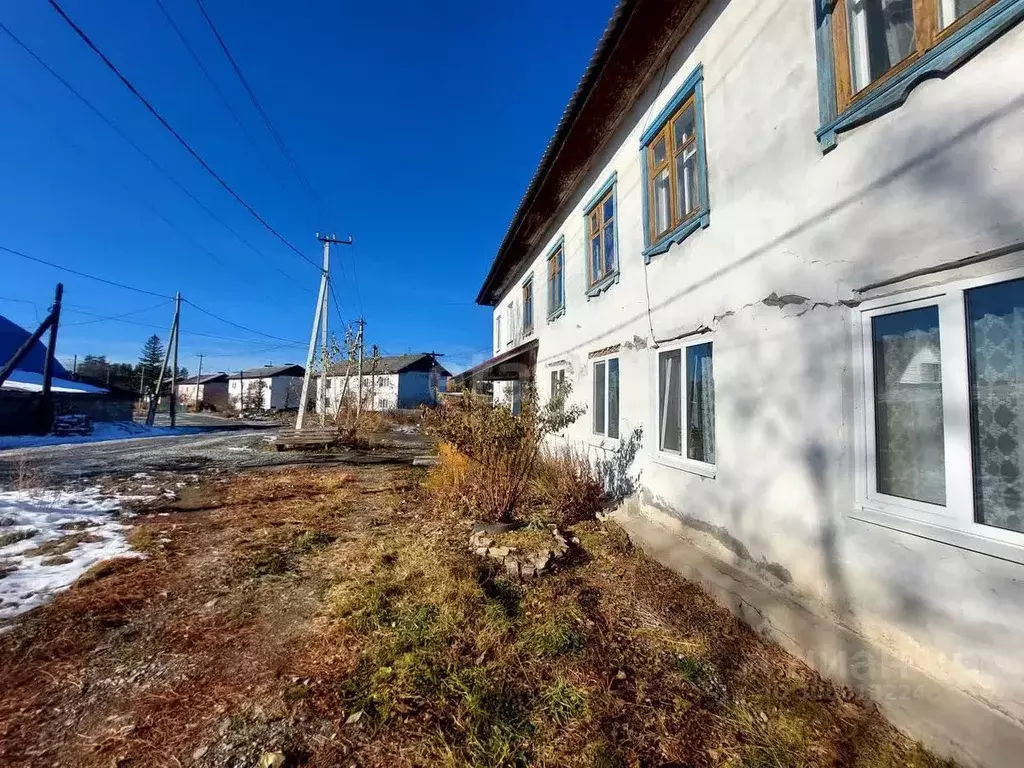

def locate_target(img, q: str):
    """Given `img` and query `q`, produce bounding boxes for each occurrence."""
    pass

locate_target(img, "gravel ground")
[0,426,428,485]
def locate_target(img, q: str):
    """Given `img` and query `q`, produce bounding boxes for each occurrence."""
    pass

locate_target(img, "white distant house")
[228,364,307,412]
[318,354,450,413]
[175,372,230,410]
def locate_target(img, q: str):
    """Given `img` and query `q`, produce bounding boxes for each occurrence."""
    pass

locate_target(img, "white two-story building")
[457,1,1024,764]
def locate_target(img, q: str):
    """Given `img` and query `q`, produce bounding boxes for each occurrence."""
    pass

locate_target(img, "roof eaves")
[475,0,635,306]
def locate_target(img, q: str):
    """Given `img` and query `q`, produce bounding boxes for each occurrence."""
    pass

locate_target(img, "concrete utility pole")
[169,292,181,428]
[146,293,180,427]
[194,353,204,411]
[296,233,352,432]
[356,318,365,417]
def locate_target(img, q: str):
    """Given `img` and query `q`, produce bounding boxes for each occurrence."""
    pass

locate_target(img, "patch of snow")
[0,487,140,620]
[1,370,107,394]
[0,422,202,451]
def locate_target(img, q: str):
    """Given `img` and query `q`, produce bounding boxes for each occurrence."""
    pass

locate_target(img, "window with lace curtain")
[855,270,1024,558]
[654,335,716,476]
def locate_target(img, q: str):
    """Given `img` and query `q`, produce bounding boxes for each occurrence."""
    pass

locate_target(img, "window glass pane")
[557,253,564,306]
[673,104,696,149]
[938,0,984,28]
[653,167,671,235]
[511,380,522,416]
[594,361,606,435]
[686,343,715,463]
[872,307,945,504]
[676,144,699,219]
[967,279,1024,533]
[551,370,559,399]
[523,281,533,330]
[603,220,615,274]
[602,194,614,224]
[847,0,916,93]
[659,350,682,453]
[651,136,667,167]
[608,358,619,439]
[590,236,602,283]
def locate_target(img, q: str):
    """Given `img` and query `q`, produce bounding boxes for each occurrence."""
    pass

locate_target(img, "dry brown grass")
[0,463,954,768]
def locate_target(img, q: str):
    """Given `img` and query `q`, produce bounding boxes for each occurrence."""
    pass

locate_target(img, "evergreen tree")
[138,335,165,393]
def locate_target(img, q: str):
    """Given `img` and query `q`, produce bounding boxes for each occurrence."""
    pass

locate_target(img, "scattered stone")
[344,710,363,726]
[488,546,511,558]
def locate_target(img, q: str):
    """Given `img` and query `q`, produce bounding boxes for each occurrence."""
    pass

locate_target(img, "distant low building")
[319,354,450,413]
[228,364,307,412]
[1,313,131,435]
[175,372,230,410]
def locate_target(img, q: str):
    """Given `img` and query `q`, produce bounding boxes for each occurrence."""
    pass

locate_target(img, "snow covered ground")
[0,487,139,621]
[0,421,201,451]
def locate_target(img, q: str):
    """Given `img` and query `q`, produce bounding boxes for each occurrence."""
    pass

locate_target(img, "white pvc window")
[592,356,619,438]
[854,268,1024,560]
[656,336,716,472]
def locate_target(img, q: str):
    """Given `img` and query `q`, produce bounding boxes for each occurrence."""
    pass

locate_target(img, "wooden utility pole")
[194,353,204,411]
[169,292,181,427]
[146,294,180,427]
[296,233,352,432]
[356,318,365,417]
[39,283,63,406]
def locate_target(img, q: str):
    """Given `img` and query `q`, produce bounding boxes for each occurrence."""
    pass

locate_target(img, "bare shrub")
[532,444,606,527]
[423,384,585,523]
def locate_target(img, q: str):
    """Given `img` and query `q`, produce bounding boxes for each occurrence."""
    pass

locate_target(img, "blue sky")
[0,0,614,374]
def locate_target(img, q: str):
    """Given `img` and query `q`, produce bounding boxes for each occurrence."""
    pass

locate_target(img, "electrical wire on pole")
[47,0,320,271]
[0,19,313,294]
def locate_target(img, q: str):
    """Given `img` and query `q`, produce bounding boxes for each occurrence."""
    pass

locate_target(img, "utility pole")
[169,292,181,428]
[356,318,365,417]
[146,294,180,427]
[194,353,204,412]
[296,233,352,432]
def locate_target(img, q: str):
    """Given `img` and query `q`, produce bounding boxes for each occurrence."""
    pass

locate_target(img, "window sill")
[643,211,710,263]
[816,0,1024,152]
[651,451,716,478]
[547,306,565,323]
[849,503,1024,566]
[585,270,619,299]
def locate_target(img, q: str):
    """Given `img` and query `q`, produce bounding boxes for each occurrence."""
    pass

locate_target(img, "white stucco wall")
[490,0,1024,732]
[228,376,305,411]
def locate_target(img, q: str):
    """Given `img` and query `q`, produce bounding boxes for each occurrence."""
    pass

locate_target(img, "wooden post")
[356,319,365,417]
[37,283,63,435]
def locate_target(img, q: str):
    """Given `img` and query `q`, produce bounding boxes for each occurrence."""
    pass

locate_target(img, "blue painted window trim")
[583,173,620,300]
[546,236,566,322]
[814,0,1024,152]
[521,272,535,337]
[639,64,710,263]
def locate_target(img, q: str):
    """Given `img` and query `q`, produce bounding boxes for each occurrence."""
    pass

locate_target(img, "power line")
[0,243,173,299]
[0,18,311,294]
[151,0,292,200]
[63,306,304,346]
[194,0,324,215]
[184,299,303,344]
[47,0,320,271]
[64,300,172,327]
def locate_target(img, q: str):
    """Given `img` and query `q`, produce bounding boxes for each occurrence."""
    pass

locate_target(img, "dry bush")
[532,444,606,527]
[422,385,585,523]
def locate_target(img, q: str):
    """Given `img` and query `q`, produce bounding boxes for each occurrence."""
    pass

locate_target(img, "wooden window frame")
[832,0,997,112]
[521,275,534,337]
[639,65,710,262]
[547,241,565,319]
[814,0,1023,150]
[646,95,701,245]
[585,188,616,290]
